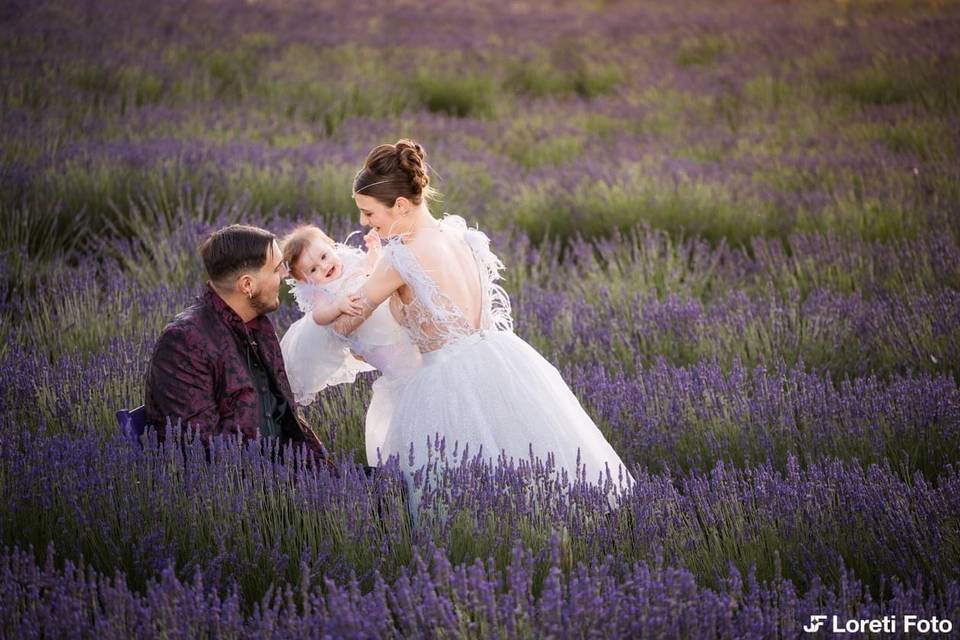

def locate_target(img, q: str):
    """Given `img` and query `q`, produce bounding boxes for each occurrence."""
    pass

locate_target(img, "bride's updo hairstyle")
[353,138,438,207]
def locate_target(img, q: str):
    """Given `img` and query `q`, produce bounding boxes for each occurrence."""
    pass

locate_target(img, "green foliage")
[68,63,121,97]
[842,68,912,106]
[410,70,497,117]
[798,190,920,243]
[504,50,624,99]
[880,119,953,161]
[0,203,87,266]
[743,73,793,113]
[102,190,227,290]
[577,112,631,139]
[3,160,360,271]
[225,162,358,218]
[633,88,711,140]
[431,161,496,218]
[504,56,573,97]
[675,34,734,68]
[262,44,413,133]
[829,57,960,114]
[30,159,187,246]
[118,67,165,109]
[500,123,585,170]
[200,33,274,101]
[507,167,779,248]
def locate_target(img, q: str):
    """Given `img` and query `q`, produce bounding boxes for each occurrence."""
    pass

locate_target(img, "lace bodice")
[382,215,513,353]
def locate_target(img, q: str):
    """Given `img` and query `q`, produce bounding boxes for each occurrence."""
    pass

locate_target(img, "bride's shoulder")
[440,213,490,242]
[378,236,419,277]
[380,235,409,259]
[438,212,468,230]
[382,213,485,260]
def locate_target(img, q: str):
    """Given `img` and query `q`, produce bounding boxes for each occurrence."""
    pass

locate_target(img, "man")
[144,224,332,466]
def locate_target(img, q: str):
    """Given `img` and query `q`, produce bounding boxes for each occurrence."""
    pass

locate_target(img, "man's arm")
[145,325,221,441]
[332,257,405,336]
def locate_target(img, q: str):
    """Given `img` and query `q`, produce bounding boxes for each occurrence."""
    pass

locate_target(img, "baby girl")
[279,224,421,465]
[283,224,380,327]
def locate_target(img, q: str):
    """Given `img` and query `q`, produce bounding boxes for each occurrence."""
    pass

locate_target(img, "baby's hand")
[363,230,381,254]
[338,292,364,317]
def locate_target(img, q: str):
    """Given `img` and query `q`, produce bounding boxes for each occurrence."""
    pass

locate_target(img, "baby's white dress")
[280,245,421,465]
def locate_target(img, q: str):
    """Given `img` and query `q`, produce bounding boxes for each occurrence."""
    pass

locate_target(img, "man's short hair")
[199,224,276,287]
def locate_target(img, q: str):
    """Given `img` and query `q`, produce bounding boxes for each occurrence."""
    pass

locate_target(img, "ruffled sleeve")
[451,215,514,333]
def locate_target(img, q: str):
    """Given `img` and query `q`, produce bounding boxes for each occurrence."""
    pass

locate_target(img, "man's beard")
[249,286,280,316]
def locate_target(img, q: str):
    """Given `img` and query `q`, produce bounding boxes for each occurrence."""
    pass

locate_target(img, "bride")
[331,139,634,513]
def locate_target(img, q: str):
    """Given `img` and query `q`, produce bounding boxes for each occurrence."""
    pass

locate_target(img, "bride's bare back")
[393,226,482,319]
[334,215,512,353]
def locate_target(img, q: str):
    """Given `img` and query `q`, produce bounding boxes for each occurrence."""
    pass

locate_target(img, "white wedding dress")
[340,215,634,516]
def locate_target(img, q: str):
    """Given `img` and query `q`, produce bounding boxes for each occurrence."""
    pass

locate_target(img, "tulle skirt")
[367,329,634,517]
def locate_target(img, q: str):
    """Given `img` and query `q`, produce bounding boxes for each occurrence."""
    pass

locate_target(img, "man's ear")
[236,273,254,298]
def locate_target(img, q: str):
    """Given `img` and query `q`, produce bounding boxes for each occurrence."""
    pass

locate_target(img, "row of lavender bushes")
[3,426,959,635]
[6,541,956,639]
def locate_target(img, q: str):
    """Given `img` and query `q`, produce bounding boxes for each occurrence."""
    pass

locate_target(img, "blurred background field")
[2,0,960,636]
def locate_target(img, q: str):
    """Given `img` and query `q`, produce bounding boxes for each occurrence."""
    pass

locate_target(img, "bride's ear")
[393,196,411,215]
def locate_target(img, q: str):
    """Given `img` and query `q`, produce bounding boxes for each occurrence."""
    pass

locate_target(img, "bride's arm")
[331,257,404,337]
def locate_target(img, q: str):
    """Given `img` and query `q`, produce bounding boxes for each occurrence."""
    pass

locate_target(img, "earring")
[247,290,253,300]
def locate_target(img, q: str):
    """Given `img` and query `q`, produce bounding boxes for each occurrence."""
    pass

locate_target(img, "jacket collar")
[204,283,273,338]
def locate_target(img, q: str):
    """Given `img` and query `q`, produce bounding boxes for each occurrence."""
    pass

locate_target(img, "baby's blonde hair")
[280,224,335,281]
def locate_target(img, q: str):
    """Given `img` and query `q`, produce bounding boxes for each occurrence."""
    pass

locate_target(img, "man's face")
[248,240,288,316]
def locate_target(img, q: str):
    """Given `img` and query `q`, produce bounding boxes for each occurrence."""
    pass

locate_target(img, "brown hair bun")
[354,138,437,206]
[395,139,429,193]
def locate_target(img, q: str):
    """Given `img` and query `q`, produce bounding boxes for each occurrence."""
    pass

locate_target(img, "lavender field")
[2,0,960,637]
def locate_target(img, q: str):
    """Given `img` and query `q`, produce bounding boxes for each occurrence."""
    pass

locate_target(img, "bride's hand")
[338,292,364,317]
[363,230,381,253]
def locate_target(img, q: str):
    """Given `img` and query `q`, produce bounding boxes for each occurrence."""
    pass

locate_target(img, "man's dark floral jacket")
[145,284,330,462]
